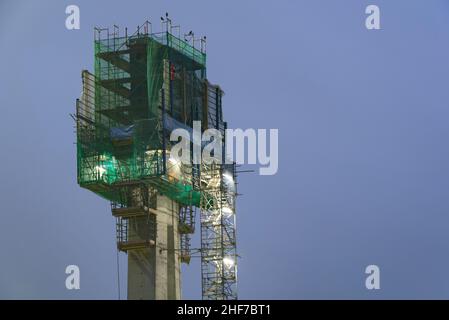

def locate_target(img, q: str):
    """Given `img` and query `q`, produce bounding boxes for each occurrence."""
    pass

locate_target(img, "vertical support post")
[127,191,181,300]
[161,88,167,175]
[182,66,187,124]
[215,87,220,129]
[169,62,174,116]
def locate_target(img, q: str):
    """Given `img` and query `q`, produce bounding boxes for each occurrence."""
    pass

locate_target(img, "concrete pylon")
[127,193,181,300]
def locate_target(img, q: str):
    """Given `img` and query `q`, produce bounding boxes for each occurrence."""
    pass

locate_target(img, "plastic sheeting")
[110,125,134,140]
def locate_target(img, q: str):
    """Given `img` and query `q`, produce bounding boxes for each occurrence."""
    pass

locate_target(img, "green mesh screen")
[77,31,207,206]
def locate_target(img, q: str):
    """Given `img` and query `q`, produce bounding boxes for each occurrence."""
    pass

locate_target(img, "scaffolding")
[200,163,237,299]
[75,20,237,300]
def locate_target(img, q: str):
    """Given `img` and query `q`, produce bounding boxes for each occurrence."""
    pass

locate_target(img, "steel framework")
[75,20,238,300]
[200,162,237,299]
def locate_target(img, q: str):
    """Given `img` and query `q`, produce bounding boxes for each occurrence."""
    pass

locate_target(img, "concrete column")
[127,193,181,300]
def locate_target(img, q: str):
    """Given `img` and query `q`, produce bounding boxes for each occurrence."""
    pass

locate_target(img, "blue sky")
[1,0,449,299]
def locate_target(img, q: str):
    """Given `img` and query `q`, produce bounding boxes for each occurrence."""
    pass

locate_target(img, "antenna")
[161,12,172,33]
[184,30,194,44]
[143,20,151,35]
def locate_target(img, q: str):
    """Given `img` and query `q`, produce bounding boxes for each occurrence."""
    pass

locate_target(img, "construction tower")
[75,19,237,300]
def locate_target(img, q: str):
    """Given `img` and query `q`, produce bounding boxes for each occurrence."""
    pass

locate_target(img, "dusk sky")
[1,0,449,299]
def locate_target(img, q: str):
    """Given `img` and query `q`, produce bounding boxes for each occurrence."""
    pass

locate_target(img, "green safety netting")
[77,31,207,206]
